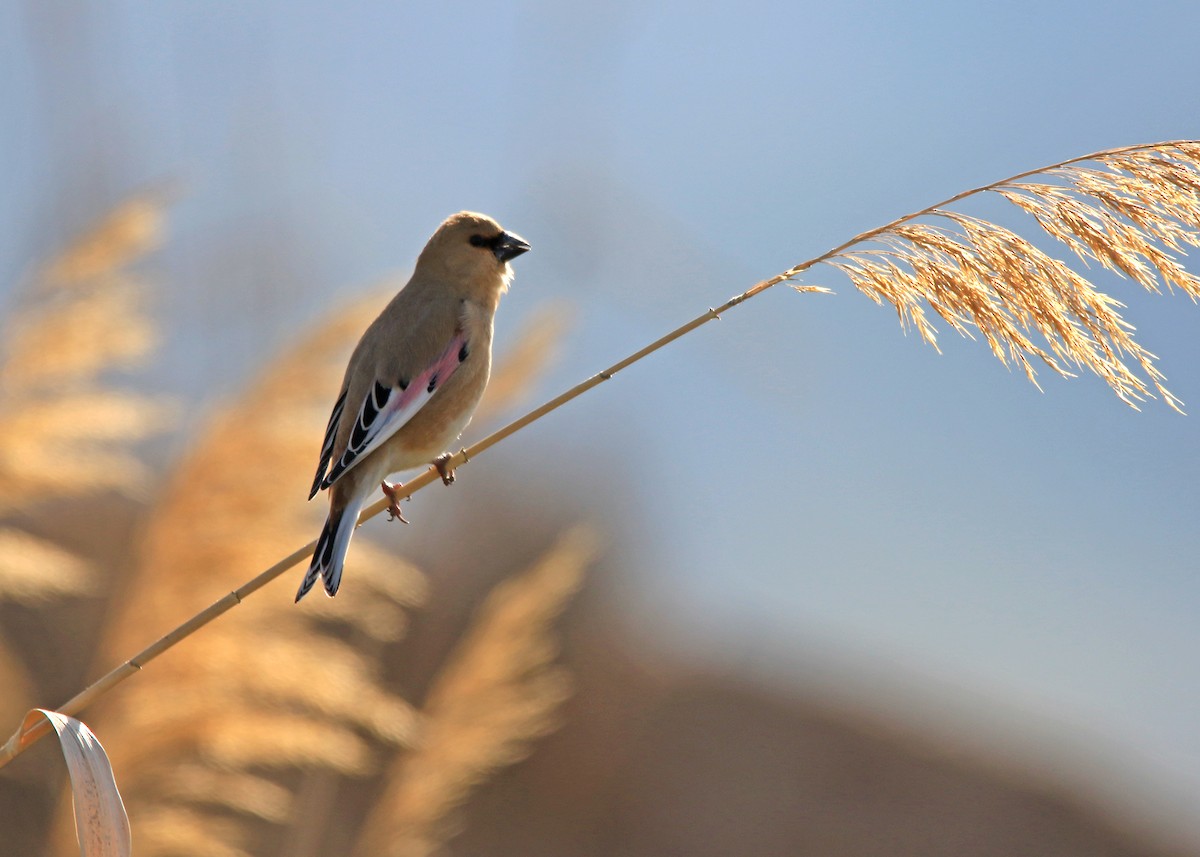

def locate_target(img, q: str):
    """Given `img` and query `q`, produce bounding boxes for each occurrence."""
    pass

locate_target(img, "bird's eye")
[469,234,490,248]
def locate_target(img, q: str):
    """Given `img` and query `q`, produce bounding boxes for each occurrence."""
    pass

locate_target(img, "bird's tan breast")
[379,300,494,470]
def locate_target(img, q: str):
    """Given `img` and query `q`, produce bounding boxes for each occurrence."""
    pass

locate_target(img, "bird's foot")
[434,452,458,486]
[380,480,410,523]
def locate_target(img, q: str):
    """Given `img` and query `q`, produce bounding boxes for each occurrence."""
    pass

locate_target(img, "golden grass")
[78,292,422,855]
[0,191,174,737]
[353,527,597,857]
[816,141,1200,409]
[67,286,578,855]
[0,284,158,394]
[132,808,255,857]
[0,193,174,516]
[39,189,171,287]
[0,529,93,603]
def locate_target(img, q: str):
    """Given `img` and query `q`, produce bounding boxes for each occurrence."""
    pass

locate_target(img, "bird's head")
[417,211,530,300]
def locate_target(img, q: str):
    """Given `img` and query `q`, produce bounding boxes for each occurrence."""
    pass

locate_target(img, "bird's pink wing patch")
[395,330,468,412]
[321,329,469,489]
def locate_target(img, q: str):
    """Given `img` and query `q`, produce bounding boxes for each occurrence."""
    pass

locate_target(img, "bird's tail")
[295,494,365,601]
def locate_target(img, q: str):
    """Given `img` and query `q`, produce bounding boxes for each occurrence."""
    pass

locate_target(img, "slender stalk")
[0,139,1183,770]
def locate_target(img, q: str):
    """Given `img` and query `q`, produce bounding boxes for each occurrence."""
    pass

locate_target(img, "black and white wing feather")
[308,328,469,495]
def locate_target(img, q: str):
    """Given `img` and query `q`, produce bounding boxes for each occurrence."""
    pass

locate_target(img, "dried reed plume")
[0,529,93,604]
[814,141,1200,410]
[39,188,172,287]
[0,189,174,517]
[68,289,574,856]
[75,293,425,857]
[0,191,174,728]
[353,527,597,857]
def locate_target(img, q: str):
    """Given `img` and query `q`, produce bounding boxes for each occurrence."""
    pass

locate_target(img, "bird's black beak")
[492,231,531,263]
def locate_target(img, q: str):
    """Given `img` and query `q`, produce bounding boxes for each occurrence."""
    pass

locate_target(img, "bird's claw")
[434,453,457,486]
[380,480,409,523]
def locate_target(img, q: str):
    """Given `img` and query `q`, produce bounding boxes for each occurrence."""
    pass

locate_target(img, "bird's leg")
[434,452,457,486]
[380,480,409,523]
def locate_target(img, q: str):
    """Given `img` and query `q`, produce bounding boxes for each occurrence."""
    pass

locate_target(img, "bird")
[296,211,530,601]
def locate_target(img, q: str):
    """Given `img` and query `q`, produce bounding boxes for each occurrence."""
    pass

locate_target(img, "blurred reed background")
[3,2,1200,856]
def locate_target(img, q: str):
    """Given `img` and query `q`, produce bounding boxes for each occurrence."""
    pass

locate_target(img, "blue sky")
[4,0,1200,844]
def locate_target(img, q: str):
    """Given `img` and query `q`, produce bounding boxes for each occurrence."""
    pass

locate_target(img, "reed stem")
[0,138,1192,769]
